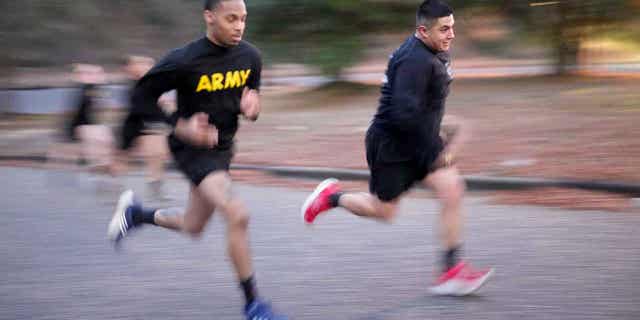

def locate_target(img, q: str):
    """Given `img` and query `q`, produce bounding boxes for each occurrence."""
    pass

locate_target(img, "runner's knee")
[224,199,250,230]
[441,178,465,208]
[377,201,399,222]
[183,221,205,238]
[182,211,205,237]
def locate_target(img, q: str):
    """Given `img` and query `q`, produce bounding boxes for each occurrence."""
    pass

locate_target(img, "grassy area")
[298,81,378,100]
[264,81,379,111]
[261,75,640,116]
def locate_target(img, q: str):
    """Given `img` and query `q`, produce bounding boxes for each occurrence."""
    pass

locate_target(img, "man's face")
[204,0,247,47]
[421,14,455,52]
[73,64,105,84]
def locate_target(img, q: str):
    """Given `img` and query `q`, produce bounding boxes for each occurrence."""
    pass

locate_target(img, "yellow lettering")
[240,69,251,86]
[196,75,212,92]
[197,70,251,92]
[224,71,241,89]
[211,73,224,91]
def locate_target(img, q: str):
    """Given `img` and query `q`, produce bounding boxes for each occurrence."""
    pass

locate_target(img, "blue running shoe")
[245,299,288,320]
[107,190,138,246]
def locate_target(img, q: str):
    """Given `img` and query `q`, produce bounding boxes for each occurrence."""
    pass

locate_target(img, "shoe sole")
[107,189,134,242]
[300,178,338,224]
[429,268,495,296]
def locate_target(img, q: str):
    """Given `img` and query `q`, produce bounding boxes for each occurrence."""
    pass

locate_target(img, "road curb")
[232,164,640,196]
[3,155,638,196]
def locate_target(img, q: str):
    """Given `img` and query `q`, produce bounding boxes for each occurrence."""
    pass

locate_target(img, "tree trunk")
[552,1,581,75]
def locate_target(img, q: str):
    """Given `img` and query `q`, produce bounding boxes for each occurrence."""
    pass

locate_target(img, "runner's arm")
[438,115,469,166]
[240,53,263,121]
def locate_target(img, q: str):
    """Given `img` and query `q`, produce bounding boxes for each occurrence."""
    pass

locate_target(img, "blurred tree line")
[448,0,640,73]
[1,0,639,78]
[246,0,418,76]
[0,0,203,69]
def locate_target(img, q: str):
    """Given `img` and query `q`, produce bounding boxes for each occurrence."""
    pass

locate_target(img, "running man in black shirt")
[107,1,287,319]
[64,64,116,173]
[302,0,493,296]
[118,55,172,200]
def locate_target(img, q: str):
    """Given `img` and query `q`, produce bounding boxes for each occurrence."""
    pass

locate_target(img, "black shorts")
[61,124,80,143]
[365,127,443,202]
[120,115,168,150]
[169,135,233,186]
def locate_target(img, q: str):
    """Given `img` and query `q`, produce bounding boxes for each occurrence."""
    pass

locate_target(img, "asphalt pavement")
[1,167,639,320]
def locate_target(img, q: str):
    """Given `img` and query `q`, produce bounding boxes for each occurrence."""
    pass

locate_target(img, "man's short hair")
[416,0,453,28]
[204,0,219,10]
[204,0,235,10]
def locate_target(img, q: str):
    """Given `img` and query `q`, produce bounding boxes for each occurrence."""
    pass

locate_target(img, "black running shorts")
[120,114,169,151]
[168,135,233,186]
[365,127,444,202]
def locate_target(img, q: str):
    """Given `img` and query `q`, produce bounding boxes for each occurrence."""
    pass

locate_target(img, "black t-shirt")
[65,83,98,141]
[371,35,453,155]
[128,36,262,150]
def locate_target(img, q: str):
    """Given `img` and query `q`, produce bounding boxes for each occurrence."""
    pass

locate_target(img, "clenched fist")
[174,112,218,148]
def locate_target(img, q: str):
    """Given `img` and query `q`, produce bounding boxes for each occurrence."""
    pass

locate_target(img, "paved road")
[1,167,639,320]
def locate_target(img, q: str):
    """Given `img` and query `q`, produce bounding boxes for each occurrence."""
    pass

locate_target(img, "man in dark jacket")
[302,0,493,296]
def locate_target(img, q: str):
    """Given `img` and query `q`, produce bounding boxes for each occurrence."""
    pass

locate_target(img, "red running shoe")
[301,178,341,224]
[429,261,494,296]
